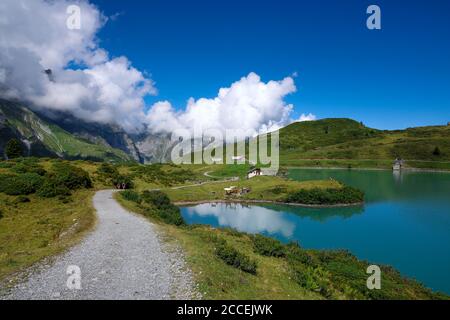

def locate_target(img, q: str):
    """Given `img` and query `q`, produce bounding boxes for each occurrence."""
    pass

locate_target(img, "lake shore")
[284,166,450,173]
[174,199,365,208]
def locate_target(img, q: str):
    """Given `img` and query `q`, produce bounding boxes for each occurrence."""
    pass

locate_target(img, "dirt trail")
[1,190,198,300]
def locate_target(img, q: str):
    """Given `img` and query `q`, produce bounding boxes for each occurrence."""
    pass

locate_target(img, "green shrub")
[50,162,92,190]
[140,190,185,226]
[289,263,314,288]
[130,164,197,186]
[37,179,71,198]
[12,162,46,176]
[0,162,14,169]
[0,209,3,220]
[154,205,185,226]
[5,139,24,159]
[0,173,15,193]
[121,190,141,203]
[111,174,134,189]
[215,239,257,274]
[252,235,285,258]
[268,186,288,195]
[285,186,364,205]
[284,242,316,267]
[1,173,44,196]
[222,228,245,238]
[141,190,171,207]
[96,163,134,188]
[97,163,119,176]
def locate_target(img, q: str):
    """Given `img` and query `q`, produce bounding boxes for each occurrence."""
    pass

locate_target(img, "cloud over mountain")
[0,0,155,132]
[146,72,297,137]
[0,0,313,135]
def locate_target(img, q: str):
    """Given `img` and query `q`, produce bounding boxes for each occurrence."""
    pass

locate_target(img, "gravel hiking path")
[1,190,199,300]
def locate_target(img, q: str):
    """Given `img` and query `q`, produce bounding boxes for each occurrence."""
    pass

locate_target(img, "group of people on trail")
[116,183,128,190]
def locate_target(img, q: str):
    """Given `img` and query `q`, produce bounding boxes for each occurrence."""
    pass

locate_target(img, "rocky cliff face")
[0,99,132,162]
[1,99,183,163]
[133,132,174,163]
[0,100,59,158]
[41,111,176,164]
[39,111,144,162]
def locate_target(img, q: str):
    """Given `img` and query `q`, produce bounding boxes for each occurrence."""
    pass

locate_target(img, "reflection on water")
[183,203,295,237]
[263,203,365,222]
[182,202,365,238]
[180,169,450,294]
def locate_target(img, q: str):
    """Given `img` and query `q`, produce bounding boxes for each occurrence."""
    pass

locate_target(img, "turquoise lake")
[180,169,450,294]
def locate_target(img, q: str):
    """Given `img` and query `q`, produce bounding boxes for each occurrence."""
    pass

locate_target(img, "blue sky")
[91,0,450,130]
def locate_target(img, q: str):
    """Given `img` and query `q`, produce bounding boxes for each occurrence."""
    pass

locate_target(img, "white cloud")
[0,0,314,135]
[296,113,317,122]
[146,72,297,137]
[0,0,155,132]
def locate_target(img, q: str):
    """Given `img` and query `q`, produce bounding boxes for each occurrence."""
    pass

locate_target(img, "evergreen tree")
[433,146,441,156]
[5,139,24,159]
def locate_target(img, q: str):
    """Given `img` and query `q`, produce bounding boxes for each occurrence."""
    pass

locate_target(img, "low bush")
[289,262,315,289]
[285,186,364,205]
[50,162,92,190]
[141,190,171,207]
[96,163,134,189]
[267,186,288,195]
[215,239,257,275]
[221,228,245,238]
[0,162,14,169]
[11,162,46,176]
[252,235,285,258]
[5,139,24,159]
[157,205,186,226]
[1,173,44,196]
[130,164,197,186]
[121,190,141,203]
[0,209,3,220]
[284,242,316,267]
[0,173,15,192]
[37,179,71,198]
[139,190,185,226]
[96,162,119,177]
[111,174,134,189]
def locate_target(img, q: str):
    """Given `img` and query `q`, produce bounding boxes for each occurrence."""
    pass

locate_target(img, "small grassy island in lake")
[161,176,365,207]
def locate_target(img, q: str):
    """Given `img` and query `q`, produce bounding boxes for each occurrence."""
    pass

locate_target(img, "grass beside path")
[114,193,322,300]
[0,190,96,281]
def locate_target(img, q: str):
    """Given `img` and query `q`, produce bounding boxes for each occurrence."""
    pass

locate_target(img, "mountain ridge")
[0,99,133,162]
[1,99,448,168]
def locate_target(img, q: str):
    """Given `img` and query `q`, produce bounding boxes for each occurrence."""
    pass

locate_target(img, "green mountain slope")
[0,100,133,162]
[278,119,450,169]
[186,118,450,170]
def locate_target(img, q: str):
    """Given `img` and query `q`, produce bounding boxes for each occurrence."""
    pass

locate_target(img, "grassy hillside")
[0,100,133,163]
[279,119,450,169]
[0,158,98,282]
[187,118,449,170]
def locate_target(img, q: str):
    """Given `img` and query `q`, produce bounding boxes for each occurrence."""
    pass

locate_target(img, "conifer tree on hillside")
[5,138,24,159]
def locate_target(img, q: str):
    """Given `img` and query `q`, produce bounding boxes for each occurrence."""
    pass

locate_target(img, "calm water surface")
[180,169,450,294]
